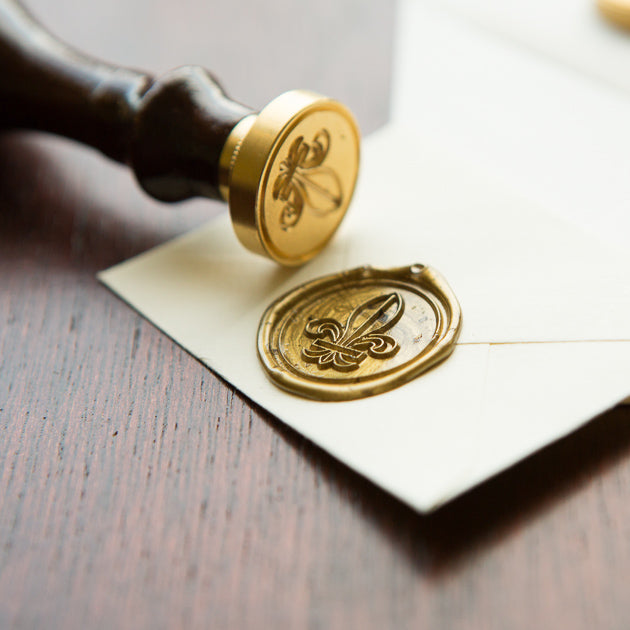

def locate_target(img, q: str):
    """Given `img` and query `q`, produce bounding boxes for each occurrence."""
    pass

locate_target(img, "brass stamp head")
[219,90,360,266]
[598,0,630,28]
[257,264,463,401]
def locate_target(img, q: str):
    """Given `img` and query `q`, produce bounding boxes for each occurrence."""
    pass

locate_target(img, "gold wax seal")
[598,0,630,28]
[219,90,360,266]
[257,264,462,401]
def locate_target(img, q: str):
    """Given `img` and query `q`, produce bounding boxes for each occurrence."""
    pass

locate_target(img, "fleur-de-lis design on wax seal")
[302,293,404,372]
[272,129,343,230]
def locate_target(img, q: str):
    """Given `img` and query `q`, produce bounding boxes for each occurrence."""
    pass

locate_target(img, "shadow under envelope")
[252,392,630,576]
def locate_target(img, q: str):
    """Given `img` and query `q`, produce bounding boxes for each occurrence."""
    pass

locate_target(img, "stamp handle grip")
[0,0,253,201]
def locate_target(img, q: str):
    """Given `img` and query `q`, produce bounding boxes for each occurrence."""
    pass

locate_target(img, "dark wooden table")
[2,1,630,628]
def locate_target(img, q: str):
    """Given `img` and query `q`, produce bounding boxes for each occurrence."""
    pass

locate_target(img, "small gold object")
[257,264,462,401]
[597,0,630,29]
[219,90,360,266]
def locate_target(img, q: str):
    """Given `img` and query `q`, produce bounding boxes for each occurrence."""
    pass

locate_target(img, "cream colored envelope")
[437,0,630,94]
[392,1,630,252]
[99,125,630,512]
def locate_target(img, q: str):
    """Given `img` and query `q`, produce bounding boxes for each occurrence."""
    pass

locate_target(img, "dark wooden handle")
[0,0,253,201]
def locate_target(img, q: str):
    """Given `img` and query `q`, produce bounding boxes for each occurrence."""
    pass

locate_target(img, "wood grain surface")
[2,1,630,629]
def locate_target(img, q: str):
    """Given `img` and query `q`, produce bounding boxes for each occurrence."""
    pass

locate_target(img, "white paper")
[392,0,630,252]
[438,0,630,94]
[99,127,630,512]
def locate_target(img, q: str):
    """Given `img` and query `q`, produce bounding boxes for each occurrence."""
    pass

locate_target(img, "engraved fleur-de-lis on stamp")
[302,293,404,372]
[272,129,343,230]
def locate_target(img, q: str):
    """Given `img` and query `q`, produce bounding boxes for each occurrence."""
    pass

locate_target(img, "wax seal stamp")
[257,264,462,401]
[220,92,360,266]
[0,1,360,266]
